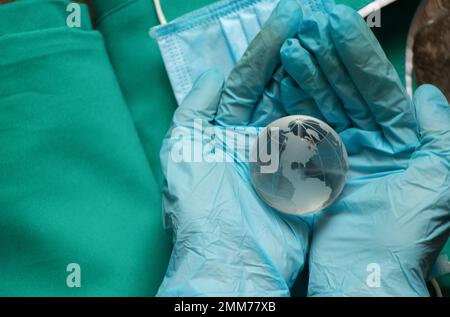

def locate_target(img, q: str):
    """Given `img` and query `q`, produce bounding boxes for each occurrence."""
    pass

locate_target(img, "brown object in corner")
[413,0,450,101]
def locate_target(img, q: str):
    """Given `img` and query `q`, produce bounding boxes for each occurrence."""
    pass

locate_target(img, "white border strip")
[154,0,168,25]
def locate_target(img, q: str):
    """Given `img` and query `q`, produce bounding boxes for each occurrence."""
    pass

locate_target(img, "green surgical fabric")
[0,0,167,296]
[90,0,219,295]
[91,0,216,186]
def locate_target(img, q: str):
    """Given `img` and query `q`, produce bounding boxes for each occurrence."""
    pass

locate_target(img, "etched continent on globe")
[250,116,349,215]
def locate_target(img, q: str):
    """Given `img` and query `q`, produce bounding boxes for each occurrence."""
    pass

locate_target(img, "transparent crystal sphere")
[250,115,349,215]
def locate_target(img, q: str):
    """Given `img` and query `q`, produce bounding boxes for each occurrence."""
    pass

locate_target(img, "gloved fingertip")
[280,38,314,77]
[277,0,302,17]
[409,86,450,160]
[298,9,325,32]
[280,38,303,61]
[413,84,450,138]
[329,4,361,36]
[297,12,329,53]
[414,84,448,108]
[329,4,355,22]
[271,0,303,37]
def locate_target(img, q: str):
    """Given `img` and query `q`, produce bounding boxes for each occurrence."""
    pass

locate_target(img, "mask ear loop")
[358,0,398,18]
[153,0,168,25]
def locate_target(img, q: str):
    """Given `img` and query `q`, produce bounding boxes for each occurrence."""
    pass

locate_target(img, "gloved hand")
[157,0,310,296]
[280,5,450,296]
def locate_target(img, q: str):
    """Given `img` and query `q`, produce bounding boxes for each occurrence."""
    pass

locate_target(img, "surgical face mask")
[150,0,336,105]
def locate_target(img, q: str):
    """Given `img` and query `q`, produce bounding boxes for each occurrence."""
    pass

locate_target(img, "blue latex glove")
[157,0,310,296]
[280,5,450,296]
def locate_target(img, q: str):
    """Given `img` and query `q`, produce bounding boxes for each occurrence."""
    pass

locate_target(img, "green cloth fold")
[0,0,168,296]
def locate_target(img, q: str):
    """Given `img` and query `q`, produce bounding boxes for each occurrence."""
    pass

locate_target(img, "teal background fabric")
[0,0,91,35]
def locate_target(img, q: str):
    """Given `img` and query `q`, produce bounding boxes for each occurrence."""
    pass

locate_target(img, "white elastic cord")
[431,278,443,297]
[153,0,168,25]
[358,0,398,18]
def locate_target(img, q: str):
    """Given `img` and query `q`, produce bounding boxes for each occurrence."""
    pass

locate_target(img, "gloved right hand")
[157,0,310,297]
[280,5,450,296]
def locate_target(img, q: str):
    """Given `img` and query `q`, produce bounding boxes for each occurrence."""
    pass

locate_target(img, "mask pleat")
[218,15,251,64]
[153,0,332,105]
[253,0,278,27]
[238,9,263,45]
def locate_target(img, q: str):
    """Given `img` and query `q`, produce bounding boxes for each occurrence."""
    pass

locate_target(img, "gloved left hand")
[157,0,310,296]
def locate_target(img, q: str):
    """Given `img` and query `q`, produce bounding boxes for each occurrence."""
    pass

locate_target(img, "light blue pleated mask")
[151,0,333,105]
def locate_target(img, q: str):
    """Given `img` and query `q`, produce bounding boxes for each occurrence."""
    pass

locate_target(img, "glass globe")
[250,115,348,215]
